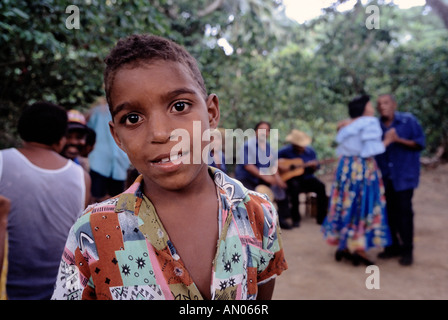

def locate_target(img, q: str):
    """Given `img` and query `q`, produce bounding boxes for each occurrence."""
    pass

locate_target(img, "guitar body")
[278,157,336,182]
[278,158,305,182]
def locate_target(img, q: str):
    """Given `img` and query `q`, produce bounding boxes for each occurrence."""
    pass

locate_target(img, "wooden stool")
[299,192,317,218]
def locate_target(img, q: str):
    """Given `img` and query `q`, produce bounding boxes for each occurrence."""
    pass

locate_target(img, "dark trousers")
[90,169,125,199]
[286,176,328,224]
[384,179,415,257]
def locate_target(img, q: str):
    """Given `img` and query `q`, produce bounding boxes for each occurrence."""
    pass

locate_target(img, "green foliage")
[1,0,447,163]
[387,44,448,153]
[0,0,171,147]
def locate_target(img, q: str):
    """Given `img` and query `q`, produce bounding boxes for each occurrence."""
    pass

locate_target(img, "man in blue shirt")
[278,130,329,227]
[375,94,425,266]
[86,100,130,202]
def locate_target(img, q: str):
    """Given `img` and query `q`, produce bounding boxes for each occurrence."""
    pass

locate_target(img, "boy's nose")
[148,114,172,144]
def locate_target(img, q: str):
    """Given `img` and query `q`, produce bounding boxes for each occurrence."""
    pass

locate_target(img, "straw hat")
[286,129,312,147]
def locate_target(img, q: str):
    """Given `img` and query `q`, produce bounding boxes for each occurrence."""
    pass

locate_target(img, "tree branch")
[198,0,224,17]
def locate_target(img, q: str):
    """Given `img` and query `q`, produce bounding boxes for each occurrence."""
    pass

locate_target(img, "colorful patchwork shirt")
[51,168,287,300]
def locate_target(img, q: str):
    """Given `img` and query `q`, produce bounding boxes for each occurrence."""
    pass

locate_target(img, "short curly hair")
[103,34,207,108]
[18,101,68,146]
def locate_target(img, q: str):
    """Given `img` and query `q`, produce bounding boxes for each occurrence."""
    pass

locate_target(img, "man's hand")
[384,127,398,147]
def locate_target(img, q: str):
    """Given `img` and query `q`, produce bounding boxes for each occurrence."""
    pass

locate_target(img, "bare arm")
[257,279,276,300]
[244,164,275,185]
[0,195,11,275]
[83,170,92,207]
[244,164,286,188]
[337,118,354,131]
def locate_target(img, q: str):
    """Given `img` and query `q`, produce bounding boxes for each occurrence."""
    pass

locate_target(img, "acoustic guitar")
[278,158,335,182]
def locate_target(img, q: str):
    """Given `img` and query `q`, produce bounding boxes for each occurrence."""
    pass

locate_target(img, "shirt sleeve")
[246,194,288,285]
[277,146,288,159]
[360,117,385,158]
[237,141,251,166]
[51,225,89,300]
[52,212,96,300]
[409,114,426,149]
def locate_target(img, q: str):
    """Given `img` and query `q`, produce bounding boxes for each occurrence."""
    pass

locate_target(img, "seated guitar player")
[278,129,329,227]
[235,122,292,230]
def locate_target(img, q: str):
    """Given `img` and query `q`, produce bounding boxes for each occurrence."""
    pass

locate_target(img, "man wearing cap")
[60,109,92,204]
[60,109,89,164]
[278,129,328,226]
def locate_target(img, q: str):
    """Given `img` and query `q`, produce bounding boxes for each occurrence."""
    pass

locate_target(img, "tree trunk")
[426,0,448,29]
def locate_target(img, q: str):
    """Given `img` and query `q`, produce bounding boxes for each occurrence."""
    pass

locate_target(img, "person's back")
[0,102,85,299]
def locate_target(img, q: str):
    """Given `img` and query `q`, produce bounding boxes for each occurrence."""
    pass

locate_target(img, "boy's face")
[109,60,219,192]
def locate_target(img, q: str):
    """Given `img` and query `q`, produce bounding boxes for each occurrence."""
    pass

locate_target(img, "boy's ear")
[109,121,126,153]
[206,94,220,130]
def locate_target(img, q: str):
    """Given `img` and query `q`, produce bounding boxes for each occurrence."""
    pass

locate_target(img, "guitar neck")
[284,158,335,169]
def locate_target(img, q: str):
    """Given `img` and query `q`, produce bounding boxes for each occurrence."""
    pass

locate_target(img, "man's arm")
[384,128,424,150]
[244,164,286,188]
[83,170,91,207]
[0,195,11,276]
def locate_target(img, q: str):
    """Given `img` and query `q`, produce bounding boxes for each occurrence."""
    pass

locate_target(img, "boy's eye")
[120,113,142,125]
[127,114,140,124]
[171,102,190,113]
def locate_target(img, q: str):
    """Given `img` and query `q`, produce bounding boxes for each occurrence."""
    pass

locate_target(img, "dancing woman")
[322,95,393,266]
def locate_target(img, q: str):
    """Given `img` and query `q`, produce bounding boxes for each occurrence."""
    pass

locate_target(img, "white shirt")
[336,116,385,158]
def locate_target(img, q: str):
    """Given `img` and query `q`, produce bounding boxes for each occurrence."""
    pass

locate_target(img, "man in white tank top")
[0,102,89,300]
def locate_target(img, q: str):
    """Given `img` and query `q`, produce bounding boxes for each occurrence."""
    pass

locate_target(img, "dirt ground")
[272,162,448,300]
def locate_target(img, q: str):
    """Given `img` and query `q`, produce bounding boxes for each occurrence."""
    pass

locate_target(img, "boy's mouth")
[151,151,189,164]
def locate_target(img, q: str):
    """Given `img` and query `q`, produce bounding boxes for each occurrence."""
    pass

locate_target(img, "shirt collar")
[114,167,250,215]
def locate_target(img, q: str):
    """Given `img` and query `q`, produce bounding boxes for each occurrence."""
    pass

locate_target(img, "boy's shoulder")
[72,196,122,232]
[212,168,270,202]
[212,168,277,221]
[74,177,144,230]
[85,196,122,215]
[74,170,277,234]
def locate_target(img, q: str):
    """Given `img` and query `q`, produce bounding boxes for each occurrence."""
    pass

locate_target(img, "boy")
[52,34,287,300]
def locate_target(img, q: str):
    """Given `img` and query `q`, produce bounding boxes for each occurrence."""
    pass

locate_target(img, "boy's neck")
[142,165,219,300]
[142,165,216,208]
